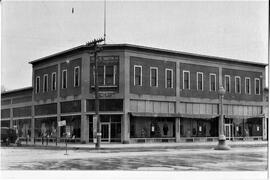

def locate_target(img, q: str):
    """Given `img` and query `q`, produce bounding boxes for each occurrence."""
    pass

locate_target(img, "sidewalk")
[7,140,268,151]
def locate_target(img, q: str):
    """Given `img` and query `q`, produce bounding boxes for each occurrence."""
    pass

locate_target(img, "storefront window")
[35,117,57,138]
[60,116,81,138]
[13,119,31,138]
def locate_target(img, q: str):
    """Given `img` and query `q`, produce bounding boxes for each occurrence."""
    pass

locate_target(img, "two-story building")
[1,44,268,143]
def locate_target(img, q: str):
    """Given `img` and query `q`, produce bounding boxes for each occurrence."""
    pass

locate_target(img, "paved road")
[1,146,267,170]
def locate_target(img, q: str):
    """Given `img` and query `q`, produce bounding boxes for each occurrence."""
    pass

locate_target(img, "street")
[1,146,267,170]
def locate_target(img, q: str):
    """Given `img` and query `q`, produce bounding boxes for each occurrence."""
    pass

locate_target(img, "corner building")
[1,44,267,143]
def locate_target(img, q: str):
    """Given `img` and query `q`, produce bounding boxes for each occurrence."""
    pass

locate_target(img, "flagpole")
[104,0,106,44]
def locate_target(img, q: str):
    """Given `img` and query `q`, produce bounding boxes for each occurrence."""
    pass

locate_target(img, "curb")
[2,142,267,152]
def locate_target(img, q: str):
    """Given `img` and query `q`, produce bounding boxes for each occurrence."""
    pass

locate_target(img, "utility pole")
[86,38,104,149]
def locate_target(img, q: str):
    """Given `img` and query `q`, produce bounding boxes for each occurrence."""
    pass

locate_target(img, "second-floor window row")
[92,65,118,86]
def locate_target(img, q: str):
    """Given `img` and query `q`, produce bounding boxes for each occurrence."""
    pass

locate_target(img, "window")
[209,73,216,91]
[165,69,173,88]
[43,74,48,92]
[225,75,231,92]
[150,67,158,87]
[235,76,241,94]
[197,72,203,90]
[245,77,251,94]
[183,71,190,90]
[93,65,118,86]
[255,78,260,95]
[74,66,80,87]
[36,76,40,93]
[106,65,114,85]
[62,69,67,89]
[52,72,56,91]
[134,65,142,86]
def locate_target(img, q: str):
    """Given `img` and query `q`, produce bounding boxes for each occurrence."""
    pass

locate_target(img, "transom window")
[165,69,173,88]
[150,67,158,87]
[225,75,231,92]
[245,77,251,94]
[52,72,57,91]
[255,78,260,95]
[134,65,142,86]
[183,71,190,90]
[209,73,216,91]
[43,74,48,92]
[74,66,80,87]
[197,72,203,91]
[235,76,241,94]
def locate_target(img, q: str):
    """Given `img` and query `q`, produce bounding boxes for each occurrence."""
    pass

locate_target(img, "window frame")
[197,72,204,91]
[150,67,158,87]
[165,68,173,88]
[62,69,67,89]
[51,72,57,91]
[235,76,241,94]
[224,75,231,93]
[183,70,190,90]
[255,78,261,95]
[209,73,216,92]
[245,77,251,95]
[134,65,142,86]
[43,74,48,92]
[74,66,80,87]
[35,76,40,94]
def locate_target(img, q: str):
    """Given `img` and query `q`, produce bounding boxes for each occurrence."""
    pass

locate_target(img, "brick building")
[1,44,268,143]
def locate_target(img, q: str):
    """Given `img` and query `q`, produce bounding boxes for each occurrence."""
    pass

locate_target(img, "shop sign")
[93,115,97,136]
[199,126,202,132]
[236,126,239,131]
[58,120,66,127]
[257,126,260,131]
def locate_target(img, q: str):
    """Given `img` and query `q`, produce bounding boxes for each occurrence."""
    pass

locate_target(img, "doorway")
[101,123,110,142]
[225,124,232,140]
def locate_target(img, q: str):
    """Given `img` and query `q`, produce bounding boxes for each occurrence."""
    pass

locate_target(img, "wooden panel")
[161,102,168,113]
[247,106,253,116]
[145,101,153,113]
[243,106,248,116]
[169,102,175,113]
[193,104,200,114]
[179,103,186,114]
[238,106,244,116]
[206,104,212,114]
[153,101,161,113]
[130,100,138,112]
[228,105,233,115]
[186,103,193,114]
[212,104,218,115]
[199,104,206,114]
[138,100,146,112]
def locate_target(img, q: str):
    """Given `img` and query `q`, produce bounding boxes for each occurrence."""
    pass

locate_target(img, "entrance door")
[101,123,110,143]
[225,124,231,140]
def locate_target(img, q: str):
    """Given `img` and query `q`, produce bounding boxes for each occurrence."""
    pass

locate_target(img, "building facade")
[1,44,268,143]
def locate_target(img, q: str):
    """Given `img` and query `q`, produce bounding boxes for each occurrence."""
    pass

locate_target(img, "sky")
[1,0,269,90]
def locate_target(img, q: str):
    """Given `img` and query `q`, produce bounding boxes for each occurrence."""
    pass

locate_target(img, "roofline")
[29,43,268,67]
[1,86,33,95]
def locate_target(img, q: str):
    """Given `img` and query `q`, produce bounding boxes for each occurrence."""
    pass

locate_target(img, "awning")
[129,112,219,119]
[225,114,265,119]
[129,112,179,118]
[180,113,219,119]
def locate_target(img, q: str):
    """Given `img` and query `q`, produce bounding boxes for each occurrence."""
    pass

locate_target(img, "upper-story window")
[197,72,203,91]
[165,69,173,88]
[183,71,190,90]
[245,77,251,95]
[52,72,57,91]
[225,75,231,92]
[150,67,158,87]
[235,76,241,94]
[255,78,260,95]
[43,74,48,92]
[93,65,118,86]
[62,69,67,89]
[36,76,40,93]
[74,66,80,87]
[209,73,216,91]
[134,65,142,86]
